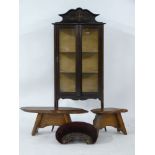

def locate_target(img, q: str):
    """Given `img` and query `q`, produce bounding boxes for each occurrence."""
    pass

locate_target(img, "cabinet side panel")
[98,25,104,108]
[54,25,59,108]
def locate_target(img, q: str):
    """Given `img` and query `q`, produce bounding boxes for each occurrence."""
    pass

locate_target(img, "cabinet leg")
[32,114,42,136]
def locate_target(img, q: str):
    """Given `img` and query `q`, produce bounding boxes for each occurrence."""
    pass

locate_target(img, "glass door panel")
[82,28,98,52]
[59,28,76,92]
[60,73,76,92]
[59,28,76,52]
[82,74,98,92]
[82,28,99,92]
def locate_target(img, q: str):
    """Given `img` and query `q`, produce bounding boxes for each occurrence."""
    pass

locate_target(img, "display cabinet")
[53,8,105,109]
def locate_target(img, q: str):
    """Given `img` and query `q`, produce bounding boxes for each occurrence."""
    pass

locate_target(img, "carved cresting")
[58,8,100,23]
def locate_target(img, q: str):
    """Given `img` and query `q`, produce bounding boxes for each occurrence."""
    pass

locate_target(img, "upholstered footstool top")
[55,122,98,144]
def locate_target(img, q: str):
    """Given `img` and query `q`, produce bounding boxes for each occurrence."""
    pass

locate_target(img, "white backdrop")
[20,0,134,114]
[20,0,134,154]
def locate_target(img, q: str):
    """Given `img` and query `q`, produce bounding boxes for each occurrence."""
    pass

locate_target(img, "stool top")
[91,107,128,114]
[20,106,88,114]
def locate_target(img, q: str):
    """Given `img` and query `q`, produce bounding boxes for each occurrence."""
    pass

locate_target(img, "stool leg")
[64,114,71,123]
[51,125,55,132]
[32,113,42,136]
[116,113,127,135]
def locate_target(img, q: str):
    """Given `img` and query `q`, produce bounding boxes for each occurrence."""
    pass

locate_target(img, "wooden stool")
[21,107,88,136]
[91,108,128,135]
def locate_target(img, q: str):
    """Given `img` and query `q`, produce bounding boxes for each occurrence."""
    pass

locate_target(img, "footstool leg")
[116,113,127,135]
[51,125,55,132]
[64,114,71,123]
[32,113,42,136]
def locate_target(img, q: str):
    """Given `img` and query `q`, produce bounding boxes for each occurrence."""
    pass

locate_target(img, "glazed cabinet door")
[81,26,101,94]
[57,26,77,94]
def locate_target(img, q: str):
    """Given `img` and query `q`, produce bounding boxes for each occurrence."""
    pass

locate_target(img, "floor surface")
[19,110,134,155]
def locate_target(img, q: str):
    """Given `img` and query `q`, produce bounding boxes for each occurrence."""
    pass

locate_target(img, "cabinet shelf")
[60,71,75,74]
[60,51,98,54]
[60,71,98,74]
[60,51,75,53]
[82,51,98,53]
[82,71,98,74]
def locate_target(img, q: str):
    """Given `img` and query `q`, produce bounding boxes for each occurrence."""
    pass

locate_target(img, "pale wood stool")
[91,108,128,135]
[21,107,88,136]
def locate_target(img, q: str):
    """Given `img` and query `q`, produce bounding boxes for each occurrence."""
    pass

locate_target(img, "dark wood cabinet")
[53,8,105,109]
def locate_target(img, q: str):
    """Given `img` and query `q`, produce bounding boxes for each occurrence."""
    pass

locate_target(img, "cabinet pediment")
[58,8,100,23]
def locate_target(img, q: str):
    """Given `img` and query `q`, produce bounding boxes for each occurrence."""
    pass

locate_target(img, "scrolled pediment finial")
[59,8,100,23]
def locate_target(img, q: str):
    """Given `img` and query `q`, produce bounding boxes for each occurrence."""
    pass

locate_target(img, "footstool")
[55,122,98,144]
[91,107,128,134]
[20,107,88,136]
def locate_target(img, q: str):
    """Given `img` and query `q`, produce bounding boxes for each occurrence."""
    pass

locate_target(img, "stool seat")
[21,107,88,114]
[55,122,98,144]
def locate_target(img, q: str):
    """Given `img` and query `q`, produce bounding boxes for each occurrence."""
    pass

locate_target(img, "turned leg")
[32,113,43,136]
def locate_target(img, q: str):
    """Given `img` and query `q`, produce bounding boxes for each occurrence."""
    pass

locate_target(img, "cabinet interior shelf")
[60,71,98,74]
[60,51,75,53]
[82,51,98,53]
[60,51,98,54]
